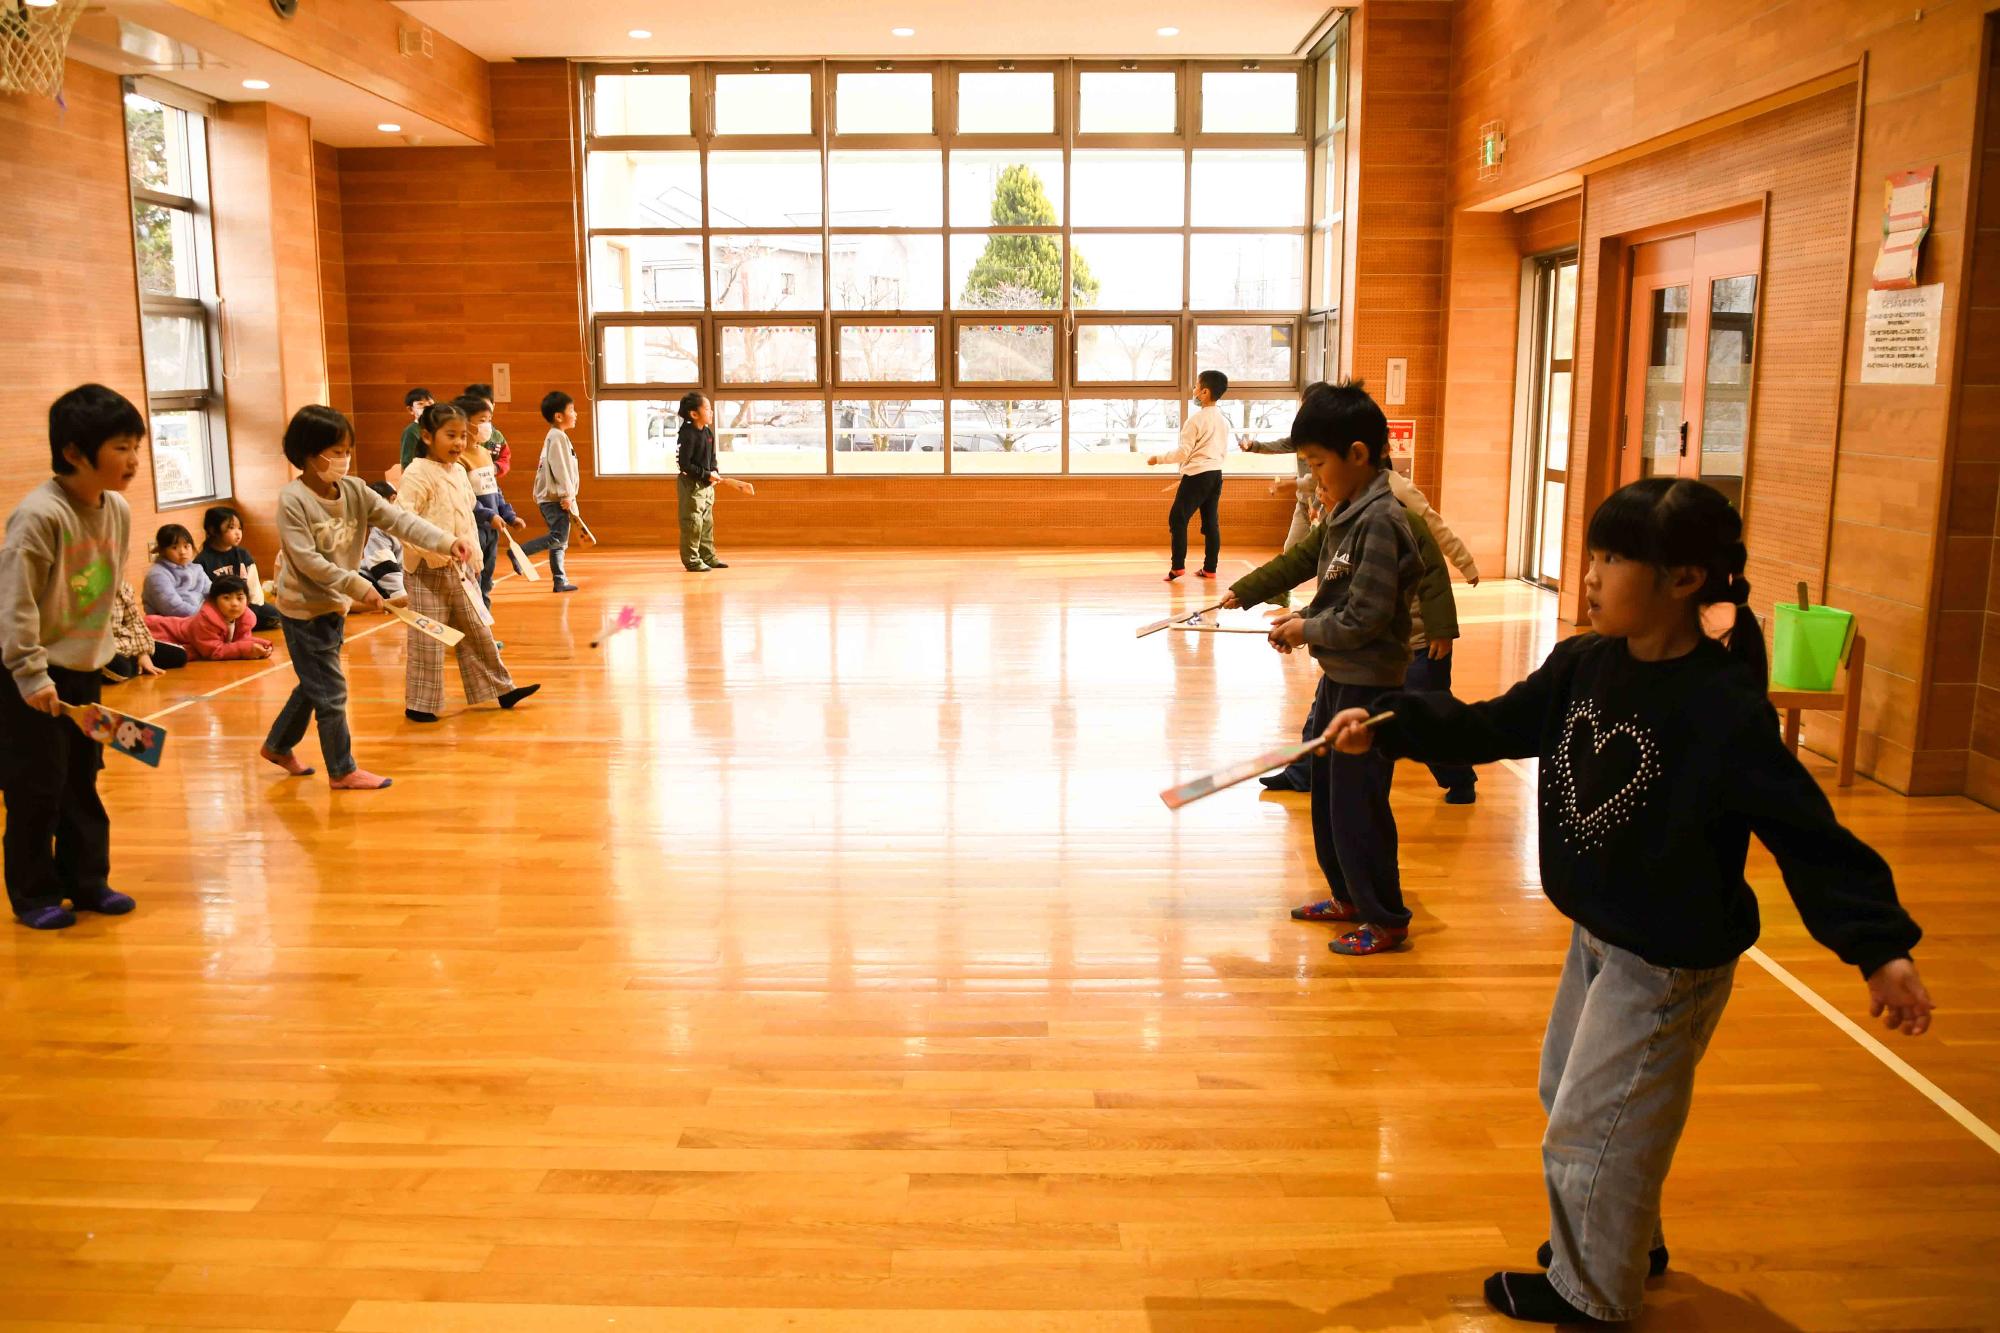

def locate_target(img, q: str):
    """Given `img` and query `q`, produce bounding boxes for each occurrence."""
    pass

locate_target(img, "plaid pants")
[403,561,512,713]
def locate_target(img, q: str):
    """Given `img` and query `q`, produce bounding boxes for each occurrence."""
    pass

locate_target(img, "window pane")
[141,313,208,394]
[132,203,199,298]
[708,151,822,227]
[1539,479,1566,584]
[951,400,1059,471]
[1071,150,1184,226]
[586,151,701,228]
[1069,233,1182,310]
[957,323,1055,382]
[836,72,933,134]
[830,234,944,310]
[1699,275,1756,507]
[1192,151,1307,226]
[1221,398,1301,473]
[714,73,813,135]
[834,399,945,473]
[838,324,937,382]
[948,151,1064,226]
[1189,234,1304,309]
[829,151,942,226]
[601,324,701,385]
[593,74,693,136]
[1078,71,1176,133]
[715,399,827,473]
[124,95,191,195]
[1552,260,1578,360]
[1201,71,1299,133]
[956,72,1054,134]
[720,324,820,384]
[1318,131,1346,223]
[709,235,824,310]
[149,409,212,507]
[1196,321,1295,383]
[1075,324,1175,383]
[595,399,683,475]
[952,235,1068,310]
[1070,399,1181,473]
[590,235,705,311]
[1545,369,1572,472]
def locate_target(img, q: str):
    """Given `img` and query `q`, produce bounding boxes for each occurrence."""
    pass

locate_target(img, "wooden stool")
[1769,634,1865,787]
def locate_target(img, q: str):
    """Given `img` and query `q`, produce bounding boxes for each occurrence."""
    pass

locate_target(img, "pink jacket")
[145,604,265,661]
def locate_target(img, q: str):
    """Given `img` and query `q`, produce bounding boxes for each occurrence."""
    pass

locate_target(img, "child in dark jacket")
[146,575,272,662]
[195,505,280,629]
[1325,477,1932,1325]
[1242,381,1424,958]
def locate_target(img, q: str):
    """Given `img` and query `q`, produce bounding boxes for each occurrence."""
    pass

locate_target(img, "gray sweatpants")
[1540,924,1736,1321]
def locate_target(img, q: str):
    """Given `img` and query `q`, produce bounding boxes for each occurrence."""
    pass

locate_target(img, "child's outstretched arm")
[1223,523,1325,610]
[1329,634,1586,764]
[1722,705,1931,1033]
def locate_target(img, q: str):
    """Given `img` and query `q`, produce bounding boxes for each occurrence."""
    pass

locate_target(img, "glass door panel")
[1698,274,1756,508]
[1638,284,1689,479]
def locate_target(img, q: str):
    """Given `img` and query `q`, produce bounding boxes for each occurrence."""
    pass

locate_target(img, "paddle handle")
[1797,580,1810,612]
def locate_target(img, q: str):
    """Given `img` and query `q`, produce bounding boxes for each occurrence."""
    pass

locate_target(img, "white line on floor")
[1492,756,2000,1157]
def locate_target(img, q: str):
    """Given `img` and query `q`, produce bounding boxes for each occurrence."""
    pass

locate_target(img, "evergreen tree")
[961,164,1098,308]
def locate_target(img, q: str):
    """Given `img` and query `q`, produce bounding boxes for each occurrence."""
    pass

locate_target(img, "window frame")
[713,316,826,391]
[122,79,231,508]
[951,315,1063,391]
[948,61,1068,146]
[1191,62,1309,144]
[706,62,822,146]
[597,315,705,391]
[827,61,944,146]
[1072,316,1182,390]
[1192,315,1304,388]
[831,315,945,389]
[1072,61,1184,146]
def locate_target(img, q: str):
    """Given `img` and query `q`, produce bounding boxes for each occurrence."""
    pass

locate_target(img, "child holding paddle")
[1324,477,1931,1325]
[261,405,471,791]
[0,384,143,930]
[396,401,539,725]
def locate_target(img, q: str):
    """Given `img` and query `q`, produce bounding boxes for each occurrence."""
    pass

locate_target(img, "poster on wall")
[1872,167,1935,290]
[1859,284,1942,385]
[1386,419,1415,478]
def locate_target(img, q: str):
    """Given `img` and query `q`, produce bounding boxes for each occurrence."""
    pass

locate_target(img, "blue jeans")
[1541,925,1736,1320]
[521,502,571,582]
[265,613,355,778]
[476,522,498,603]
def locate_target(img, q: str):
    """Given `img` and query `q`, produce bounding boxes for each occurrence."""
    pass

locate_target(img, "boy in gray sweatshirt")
[259,406,464,791]
[0,385,145,930]
[1258,381,1423,957]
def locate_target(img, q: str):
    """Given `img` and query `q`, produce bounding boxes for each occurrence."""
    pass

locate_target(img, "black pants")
[0,666,111,917]
[251,602,281,631]
[1307,676,1410,929]
[1168,471,1223,573]
[1403,649,1477,792]
[107,642,188,677]
[477,522,499,604]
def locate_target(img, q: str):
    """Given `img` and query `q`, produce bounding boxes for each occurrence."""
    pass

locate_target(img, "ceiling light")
[377,123,402,133]
[241,79,270,90]
[891,26,914,37]
[22,0,59,8]
[627,28,650,38]
[1157,26,1180,36]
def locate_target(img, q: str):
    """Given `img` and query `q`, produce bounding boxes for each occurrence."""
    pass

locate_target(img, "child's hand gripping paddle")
[61,702,166,767]
[722,478,756,496]
[387,601,466,647]
[590,605,642,649]
[1160,711,1394,809]
[570,504,599,545]
[1136,599,1225,639]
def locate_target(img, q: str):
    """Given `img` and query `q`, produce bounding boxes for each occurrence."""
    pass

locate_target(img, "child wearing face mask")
[145,575,273,662]
[396,401,540,724]
[142,523,210,617]
[456,395,528,602]
[262,405,470,791]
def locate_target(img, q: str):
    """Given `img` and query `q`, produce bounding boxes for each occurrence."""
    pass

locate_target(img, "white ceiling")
[392,0,1341,61]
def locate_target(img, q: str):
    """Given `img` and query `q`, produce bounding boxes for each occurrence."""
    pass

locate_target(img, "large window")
[582,58,1328,475]
[123,85,229,506]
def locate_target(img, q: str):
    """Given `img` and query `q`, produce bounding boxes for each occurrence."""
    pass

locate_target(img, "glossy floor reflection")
[1,551,1996,1330]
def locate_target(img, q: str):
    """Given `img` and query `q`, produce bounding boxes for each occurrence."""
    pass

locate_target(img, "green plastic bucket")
[1771,603,1853,691]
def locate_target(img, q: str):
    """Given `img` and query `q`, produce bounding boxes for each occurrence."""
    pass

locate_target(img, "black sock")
[1538,1241,1668,1278]
[1483,1272,1598,1323]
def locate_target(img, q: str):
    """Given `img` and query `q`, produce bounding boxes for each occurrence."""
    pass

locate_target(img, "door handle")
[1679,420,1688,457]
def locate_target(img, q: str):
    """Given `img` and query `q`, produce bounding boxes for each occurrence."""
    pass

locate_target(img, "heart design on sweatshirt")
[1552,700,1660,849]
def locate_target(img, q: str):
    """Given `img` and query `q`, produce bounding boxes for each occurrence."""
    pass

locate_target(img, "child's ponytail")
[1586,477,1768,678]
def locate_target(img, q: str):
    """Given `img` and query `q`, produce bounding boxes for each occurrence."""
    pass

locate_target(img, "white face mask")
[316,455,351,482]
[475,422,494,444]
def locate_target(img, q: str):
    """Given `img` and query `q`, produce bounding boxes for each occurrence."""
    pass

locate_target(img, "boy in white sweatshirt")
[1148,370,1233,581]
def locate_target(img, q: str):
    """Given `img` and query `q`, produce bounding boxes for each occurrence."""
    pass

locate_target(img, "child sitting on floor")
[194,505,280,629]
[360,480,407,606]
[103,581,187,683]
[141,523,209,617]
[145,575,273,662]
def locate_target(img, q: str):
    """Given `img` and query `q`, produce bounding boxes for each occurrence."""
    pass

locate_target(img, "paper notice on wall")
[1859,284,1942,385]
[1872,167,1934,290]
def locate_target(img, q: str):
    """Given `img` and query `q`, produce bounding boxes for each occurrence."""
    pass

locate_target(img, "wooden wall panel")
[339,62,1293,551]
[316,142,353,417]
[1349,1,1453,502]
[0,66,167,588]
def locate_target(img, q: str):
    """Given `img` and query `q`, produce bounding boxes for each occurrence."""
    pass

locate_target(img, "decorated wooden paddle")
[508,534,540,581]
[61,702,166,767]
[1136,599,1225,639]
[1160,712,1395,809]
[1169,622,1272,634]
[387,601,466,647]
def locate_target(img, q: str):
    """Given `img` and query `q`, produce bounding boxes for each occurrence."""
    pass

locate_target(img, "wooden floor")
[3,550,1998,1331]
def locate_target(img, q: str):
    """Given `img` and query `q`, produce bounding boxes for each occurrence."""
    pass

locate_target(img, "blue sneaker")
[70,889,135,916]
[17,904,76,930]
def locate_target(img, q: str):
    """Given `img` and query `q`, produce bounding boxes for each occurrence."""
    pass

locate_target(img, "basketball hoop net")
[0,0,86,103]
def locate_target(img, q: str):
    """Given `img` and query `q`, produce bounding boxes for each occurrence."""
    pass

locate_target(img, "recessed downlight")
[241,79,271,90]
[628,28,651,38]
[377,123,402,133]
[891,26,915,37]
[1157,26,1180,36]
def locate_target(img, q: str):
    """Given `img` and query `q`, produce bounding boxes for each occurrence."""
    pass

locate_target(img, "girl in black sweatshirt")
[1326,477,1933,1324]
